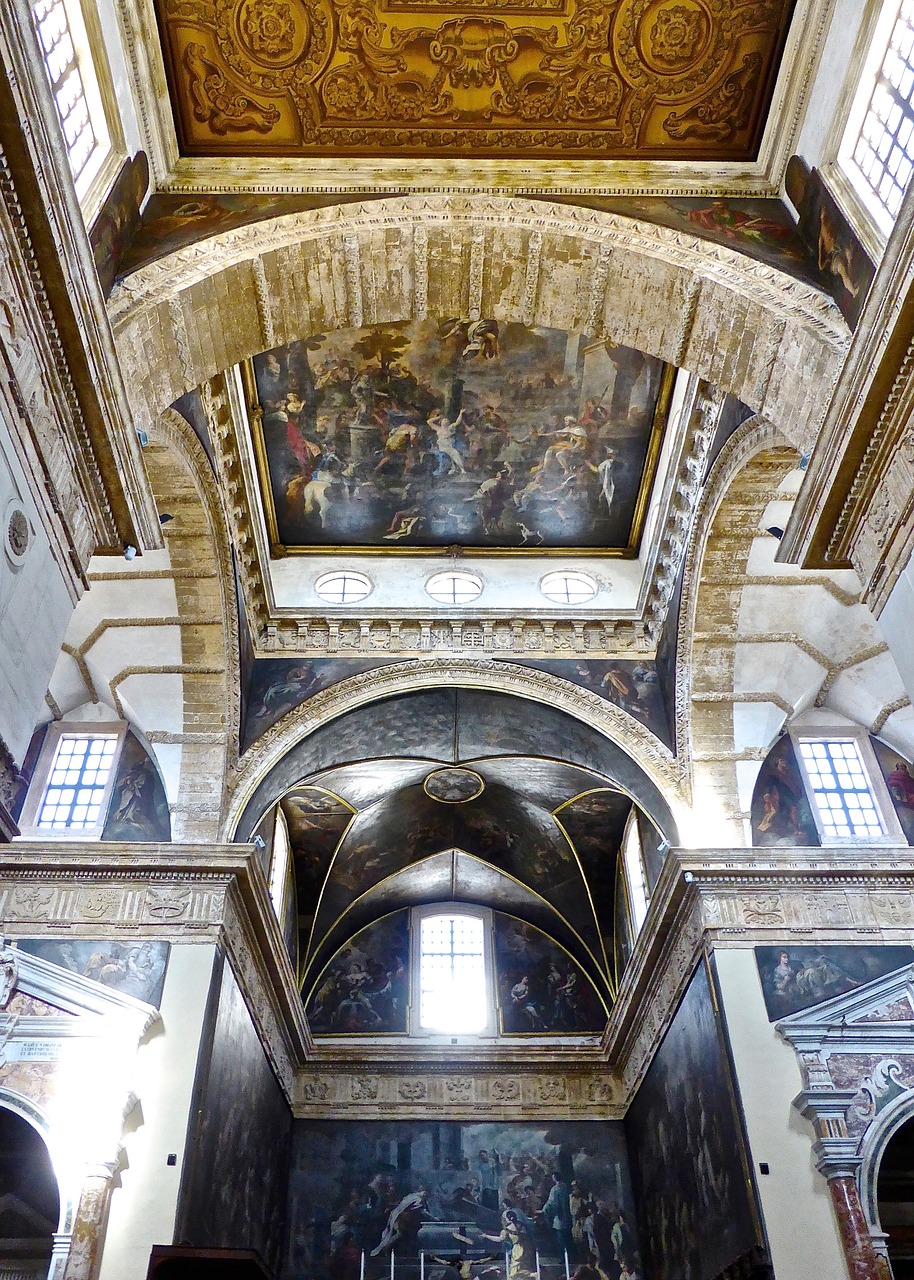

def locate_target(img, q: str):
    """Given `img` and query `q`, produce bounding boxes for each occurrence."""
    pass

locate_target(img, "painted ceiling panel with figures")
[154,0,796,160]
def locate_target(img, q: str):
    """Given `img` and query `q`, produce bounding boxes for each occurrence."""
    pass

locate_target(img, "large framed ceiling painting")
[154,0,796,160]
[246,320,674,555]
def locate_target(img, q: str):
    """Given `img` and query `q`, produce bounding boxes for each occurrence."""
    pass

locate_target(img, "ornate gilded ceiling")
[155,0,796,160]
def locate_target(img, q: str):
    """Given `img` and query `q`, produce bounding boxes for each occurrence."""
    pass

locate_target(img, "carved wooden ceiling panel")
[155,0,796,159]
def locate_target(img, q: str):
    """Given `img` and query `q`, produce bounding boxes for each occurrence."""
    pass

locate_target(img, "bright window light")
[314,570,372,605]
[622,818,649,931]
[841,0,914,233]
[419,913,487,1033]
[31,0,110,198]
[540,570,598,605]
[797,739,886,840]
[425,571,483,605]
[36,734,119,830]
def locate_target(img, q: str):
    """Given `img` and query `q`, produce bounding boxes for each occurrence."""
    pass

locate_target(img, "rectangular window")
[796,739,886,840]
[840,0,914,234]
[29,0,117,209]
[36,733,119,830]
[18,721,127,839]
[418,911,488,1035]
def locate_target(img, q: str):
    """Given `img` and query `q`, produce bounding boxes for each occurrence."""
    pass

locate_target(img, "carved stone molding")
[108,198,847,488]
[294,1068,623,1119]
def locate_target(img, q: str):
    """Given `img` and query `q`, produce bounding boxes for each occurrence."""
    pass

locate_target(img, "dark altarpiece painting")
[178,955,293,1274]
[283,1121,640,1280]
[625,959,763,1280]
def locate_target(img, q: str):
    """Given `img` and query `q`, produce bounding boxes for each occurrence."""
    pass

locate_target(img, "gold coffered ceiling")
[156,0,796,160]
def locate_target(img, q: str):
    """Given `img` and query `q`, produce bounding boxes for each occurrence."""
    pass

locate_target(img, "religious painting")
[754,945,914,1021]
[305,911,409,1036]
[544,194,815,286]
[283,1120,640,1280]
[750,735,820,847]
[495,660,670,747]
[793,163,876,329]
[552,789,631,964]
[625,958,763,1280]
[101,731,171,842]
[89,151,148,297]
[248,322,672,553]
[244,657,399,749]
[282,785,355,962]
[178,957,292,1273]
[16,938,170,1008]
[871,738,914,844]
[493,914,607,1036]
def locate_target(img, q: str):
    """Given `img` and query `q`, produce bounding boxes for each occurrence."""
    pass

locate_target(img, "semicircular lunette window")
[425,570,483,605]
[314,570,373,605]
[540,570,598,604]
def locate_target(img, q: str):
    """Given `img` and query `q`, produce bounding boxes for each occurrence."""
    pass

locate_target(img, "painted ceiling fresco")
[154,0,794,160]
[243,656,670,750]
[248,321,671,552]
[280,755,635,1010]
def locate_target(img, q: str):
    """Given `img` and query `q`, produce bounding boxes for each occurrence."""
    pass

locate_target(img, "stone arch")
[226,659,687,843]
[108,195,849,460]
[0,1088,72,1237]
[858,1086,914,1261]
[677,419,914,846]
[142,409,239,839]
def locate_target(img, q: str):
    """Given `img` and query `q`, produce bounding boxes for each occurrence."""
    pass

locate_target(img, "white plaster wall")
[0,414,74,763]
[98,944,217,1280]
[714,948,848,1279]
[794,0,872,174]
[91,0,144,158]
[880,563,914,706]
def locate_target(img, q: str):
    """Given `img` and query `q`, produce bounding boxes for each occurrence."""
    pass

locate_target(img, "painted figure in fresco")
[370,1189,430,1255]
[538,1173,573,1257]
[480,1209,536,1279]
[888,760,914,809]
[686,199,795,247]
[752,744,818,846]
[254,662,320,722]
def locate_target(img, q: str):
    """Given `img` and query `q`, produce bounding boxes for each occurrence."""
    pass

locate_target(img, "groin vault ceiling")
[153,0,796,162]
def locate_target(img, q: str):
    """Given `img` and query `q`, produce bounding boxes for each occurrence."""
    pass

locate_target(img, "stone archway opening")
[0,1106,60,1279]
[878,1113,914,1278]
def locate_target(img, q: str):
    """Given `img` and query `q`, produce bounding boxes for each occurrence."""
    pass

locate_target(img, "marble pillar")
[62,1162,118,1280]
[827,1175,885,1280]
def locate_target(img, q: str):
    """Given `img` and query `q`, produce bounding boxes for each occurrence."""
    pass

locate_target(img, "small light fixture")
[123,544,138,561]
[252,835,266,852]
[765,526,785,539]
[158,513,174,524]
[136,428,149,447]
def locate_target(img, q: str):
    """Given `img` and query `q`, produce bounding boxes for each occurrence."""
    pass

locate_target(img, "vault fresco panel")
[247,320,671,553]
[156,0,795,160]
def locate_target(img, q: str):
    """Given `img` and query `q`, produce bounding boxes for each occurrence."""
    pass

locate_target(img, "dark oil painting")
[750,734,819,847]
[250,321,669,552]
[871,738,914,845]
[306,911,409,1036]
[499,660,670,747]
[178,956,292,1273]
[625,960,761,1280]
[281,784,355,959]
[754,944,914,1022]
[16,937,170,1008]
[283,1120,640,1280]
[794,164,876,329]
[243,656,670,754]
[493,915,606,1036]
[101,730,171,842]
[553,789,631,964]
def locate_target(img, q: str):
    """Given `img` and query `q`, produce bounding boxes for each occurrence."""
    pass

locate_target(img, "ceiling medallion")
[423,767,485,803]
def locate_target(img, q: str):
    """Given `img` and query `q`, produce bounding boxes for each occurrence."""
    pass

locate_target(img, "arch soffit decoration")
[859,1085,914,1241]
[224,659,686,843]
[109,196,850,456]
[674,417,798,804]
[145,407,242,828]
